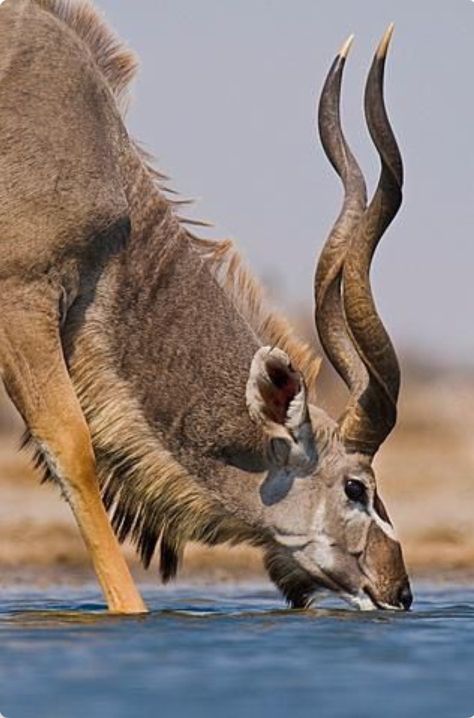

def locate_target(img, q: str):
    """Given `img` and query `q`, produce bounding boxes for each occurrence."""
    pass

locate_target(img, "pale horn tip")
[376,23,395,60]
[338,34,355,60]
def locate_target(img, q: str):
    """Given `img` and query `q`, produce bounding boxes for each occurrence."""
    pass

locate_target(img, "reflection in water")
[0,584,473,718]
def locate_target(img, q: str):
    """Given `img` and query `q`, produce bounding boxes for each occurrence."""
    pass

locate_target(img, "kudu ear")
[246,347,317,472]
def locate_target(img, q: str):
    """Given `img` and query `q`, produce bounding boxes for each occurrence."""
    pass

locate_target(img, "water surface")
[0,583,473,718]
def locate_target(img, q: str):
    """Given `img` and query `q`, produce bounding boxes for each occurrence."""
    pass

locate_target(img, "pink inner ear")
[259,357,301,424]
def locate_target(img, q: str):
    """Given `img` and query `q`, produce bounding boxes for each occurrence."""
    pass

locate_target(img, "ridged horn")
[314,35,368,392]
[339,24,403,456]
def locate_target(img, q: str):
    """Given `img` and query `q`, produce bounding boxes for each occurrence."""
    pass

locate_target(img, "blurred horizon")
[94,0,474,369]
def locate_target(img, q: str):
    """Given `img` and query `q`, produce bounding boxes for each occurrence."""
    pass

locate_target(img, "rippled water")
[0,583,473,718]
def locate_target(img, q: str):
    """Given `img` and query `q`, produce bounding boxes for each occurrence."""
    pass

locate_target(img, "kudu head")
[245,26,411,610]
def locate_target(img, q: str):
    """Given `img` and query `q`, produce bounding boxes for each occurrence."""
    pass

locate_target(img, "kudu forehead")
[306,412,375,483]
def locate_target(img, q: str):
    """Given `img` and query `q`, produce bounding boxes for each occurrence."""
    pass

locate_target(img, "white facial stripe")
[369,507,399,542]
[347,474,399,542]
[274,531,309,548]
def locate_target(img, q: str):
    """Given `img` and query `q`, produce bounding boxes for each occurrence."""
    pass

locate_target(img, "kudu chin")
[0,1,410,612]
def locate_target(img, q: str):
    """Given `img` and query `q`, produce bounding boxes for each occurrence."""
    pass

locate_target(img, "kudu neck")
[110,171,269,485]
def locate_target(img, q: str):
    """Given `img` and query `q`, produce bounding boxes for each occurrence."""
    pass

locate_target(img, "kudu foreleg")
[0,290,147,614]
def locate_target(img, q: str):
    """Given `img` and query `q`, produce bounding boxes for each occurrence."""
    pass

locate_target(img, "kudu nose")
[397,581,413,611]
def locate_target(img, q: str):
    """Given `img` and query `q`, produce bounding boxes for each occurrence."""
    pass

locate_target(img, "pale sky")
[96,1,474,366]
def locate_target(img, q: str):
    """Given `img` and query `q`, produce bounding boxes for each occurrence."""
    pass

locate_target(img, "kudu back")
[0,1,411,612]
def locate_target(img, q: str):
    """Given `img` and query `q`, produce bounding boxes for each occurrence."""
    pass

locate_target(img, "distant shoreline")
[1,538,474,591]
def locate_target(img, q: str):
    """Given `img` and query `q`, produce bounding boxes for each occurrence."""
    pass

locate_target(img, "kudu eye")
[344,479,367,504]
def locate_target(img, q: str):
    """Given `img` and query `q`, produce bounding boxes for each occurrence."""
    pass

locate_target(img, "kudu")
[0,1,411,613]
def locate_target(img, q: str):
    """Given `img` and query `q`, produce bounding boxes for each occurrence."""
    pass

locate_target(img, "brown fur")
[20,0,319,583]
[4,1,409,611]
[32,0,320,389]
[190,236,321,393]
[34,0,139,110]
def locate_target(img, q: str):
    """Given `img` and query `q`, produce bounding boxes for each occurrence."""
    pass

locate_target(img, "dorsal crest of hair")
[33,0,139,110]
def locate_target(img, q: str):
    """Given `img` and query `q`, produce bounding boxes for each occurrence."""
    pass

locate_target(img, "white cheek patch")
[309,501,337,572]
[369,507,399,542]
[346,591,378,611]
[313,538,336,573]
[310,500,326,534]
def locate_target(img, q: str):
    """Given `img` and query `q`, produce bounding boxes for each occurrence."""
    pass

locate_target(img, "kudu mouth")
[362,582,413,612]
[306,567,412,611]
[314,571,413,612]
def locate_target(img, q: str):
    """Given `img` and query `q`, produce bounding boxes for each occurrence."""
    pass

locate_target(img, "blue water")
[0,583,473,718]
